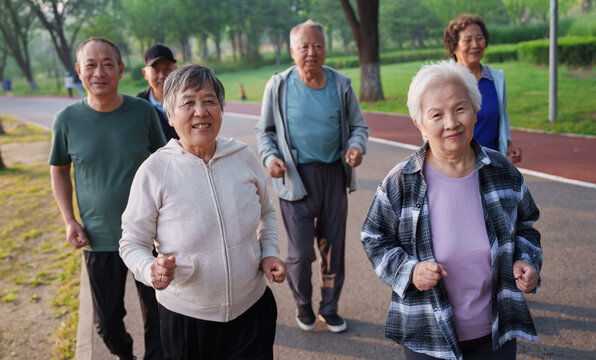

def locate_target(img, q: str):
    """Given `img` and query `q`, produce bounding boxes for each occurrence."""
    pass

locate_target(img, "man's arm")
[50,165,88,249]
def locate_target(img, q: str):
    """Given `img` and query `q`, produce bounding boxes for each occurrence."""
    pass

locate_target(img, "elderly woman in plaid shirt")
[361,61,542,360]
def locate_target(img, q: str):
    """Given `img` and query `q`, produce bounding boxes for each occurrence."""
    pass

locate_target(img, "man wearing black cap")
[137,44,179,140]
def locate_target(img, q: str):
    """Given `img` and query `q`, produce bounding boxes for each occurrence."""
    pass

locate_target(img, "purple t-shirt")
[424,162,492,341]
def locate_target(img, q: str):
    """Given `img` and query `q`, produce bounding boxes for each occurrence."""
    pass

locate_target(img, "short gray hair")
[289,19,326,47]
[407,60,481,123]
[163,64,225,113]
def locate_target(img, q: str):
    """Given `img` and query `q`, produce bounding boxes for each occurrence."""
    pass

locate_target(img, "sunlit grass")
[0,116,81,359]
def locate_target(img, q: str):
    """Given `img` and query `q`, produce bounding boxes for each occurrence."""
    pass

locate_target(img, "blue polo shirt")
[475,65,500,151]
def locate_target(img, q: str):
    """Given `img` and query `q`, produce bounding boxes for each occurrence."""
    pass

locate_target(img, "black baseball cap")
[144,45,177,66]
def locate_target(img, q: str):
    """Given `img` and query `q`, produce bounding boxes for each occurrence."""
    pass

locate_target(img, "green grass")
[4,59,596,135]
[0,115,81,359]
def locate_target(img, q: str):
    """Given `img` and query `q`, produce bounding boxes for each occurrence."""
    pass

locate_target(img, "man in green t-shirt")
[49,37,166,360]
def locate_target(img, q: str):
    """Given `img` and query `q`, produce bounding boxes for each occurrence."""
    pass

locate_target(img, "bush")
[129,63,145,81]
[325,48,447,69]
[518,37,596,67]
[484,44,518,62]
[487,22,548,45]
[566,14,596,37]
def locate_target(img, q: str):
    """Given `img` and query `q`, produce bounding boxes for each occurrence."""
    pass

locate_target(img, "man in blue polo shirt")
[137,44,179,141]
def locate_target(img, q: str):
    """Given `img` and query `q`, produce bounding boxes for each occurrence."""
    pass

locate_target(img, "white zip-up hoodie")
[120,137,279,322]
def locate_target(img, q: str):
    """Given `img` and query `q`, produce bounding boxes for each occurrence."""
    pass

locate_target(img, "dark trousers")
[158,287,277,360]
[280,160,347,316]
[84,251,163,360]
[403,335,517,360]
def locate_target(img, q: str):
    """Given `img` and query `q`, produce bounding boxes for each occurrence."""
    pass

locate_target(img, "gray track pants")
[280,160,347,316]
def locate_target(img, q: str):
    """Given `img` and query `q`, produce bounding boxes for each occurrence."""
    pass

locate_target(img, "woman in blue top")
[444,14,522,164]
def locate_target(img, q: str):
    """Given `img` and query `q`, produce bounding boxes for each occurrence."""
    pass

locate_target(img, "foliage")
[484,44,519,62]
[566,13,596,37]
[518,36,596,66]
[380,0,443,50]
[79,0,130,56]
[503,0,580,24]
[421,0,509,26]
[121,0,175,46]
[487,22,549,44]
[27,0,112,75]
[308,0,353,54]
[0,0,39,90]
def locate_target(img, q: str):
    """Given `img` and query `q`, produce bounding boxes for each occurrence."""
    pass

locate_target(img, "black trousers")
[403,335,517,360]
[158,287,277,360]
[84,250,163,360]
[280,160,347,316]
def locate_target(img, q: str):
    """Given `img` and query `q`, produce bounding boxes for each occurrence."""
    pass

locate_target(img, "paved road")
[2,96,595,359]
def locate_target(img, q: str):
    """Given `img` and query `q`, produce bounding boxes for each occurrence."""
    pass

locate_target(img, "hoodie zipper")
[204,161,232,321]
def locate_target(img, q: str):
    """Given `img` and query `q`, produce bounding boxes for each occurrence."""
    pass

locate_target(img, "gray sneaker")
[296,304,316,331]
[318,313,347,333]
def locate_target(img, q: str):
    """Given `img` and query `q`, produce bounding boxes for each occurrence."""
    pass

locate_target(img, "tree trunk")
[229,33,237,61]
[339,0,384,102]
[214,32,222,62]
[12,56,39,91]
[0,148,5,170]
[582,0,592,12]
[0,50,6,90]
[327,26,334,54]
[200,33,209,60]
[342,36,351,56]
[274,35,282,66]
[29,2,78,76]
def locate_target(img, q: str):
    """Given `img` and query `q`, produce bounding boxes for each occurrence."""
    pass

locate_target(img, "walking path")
[2,95,594,358]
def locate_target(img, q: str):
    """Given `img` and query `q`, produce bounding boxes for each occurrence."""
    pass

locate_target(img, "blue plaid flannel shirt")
[361,140,542,360]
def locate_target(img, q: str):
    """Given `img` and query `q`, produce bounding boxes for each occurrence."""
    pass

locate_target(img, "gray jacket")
[255,65,370,201]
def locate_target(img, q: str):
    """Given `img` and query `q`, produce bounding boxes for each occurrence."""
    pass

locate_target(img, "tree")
[381,0,443,50]
[308,0,353,54]
[122,0,175,47]
[27,0,108,76]
[0,148,5,170]
[502,0,527,24]
[264,0,302,65]
[0,43,7,90]
[422,0,508,25]
[340,0,384,102]
[0,0,39,91]
[79,1,130,61]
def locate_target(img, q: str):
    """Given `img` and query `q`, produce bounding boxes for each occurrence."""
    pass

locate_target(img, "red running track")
[226,102,596,185]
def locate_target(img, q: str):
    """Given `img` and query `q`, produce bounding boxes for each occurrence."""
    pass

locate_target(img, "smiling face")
[75,40,123,99]
[415,81,476,159]
[142,58,176,101]
[290,26,326,75]
[167,80,222,160]
[453,24,486,68]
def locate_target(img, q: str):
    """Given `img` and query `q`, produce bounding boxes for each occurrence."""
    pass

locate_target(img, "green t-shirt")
[49,95,167,251]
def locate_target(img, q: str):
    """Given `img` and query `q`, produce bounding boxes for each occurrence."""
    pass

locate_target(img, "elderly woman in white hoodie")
[119,64,286,360]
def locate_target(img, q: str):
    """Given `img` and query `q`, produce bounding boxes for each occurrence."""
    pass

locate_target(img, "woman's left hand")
[513,260,538,293]
[261,256,287,283]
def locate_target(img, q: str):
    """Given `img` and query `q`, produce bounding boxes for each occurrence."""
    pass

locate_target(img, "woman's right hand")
[412,261,448,291]
[151,255,177,290]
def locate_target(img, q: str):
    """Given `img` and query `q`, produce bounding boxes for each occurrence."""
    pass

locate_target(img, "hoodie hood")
[157,137,248,162]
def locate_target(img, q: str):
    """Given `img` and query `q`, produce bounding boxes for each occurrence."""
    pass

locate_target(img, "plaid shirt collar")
[402,139,494,175]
